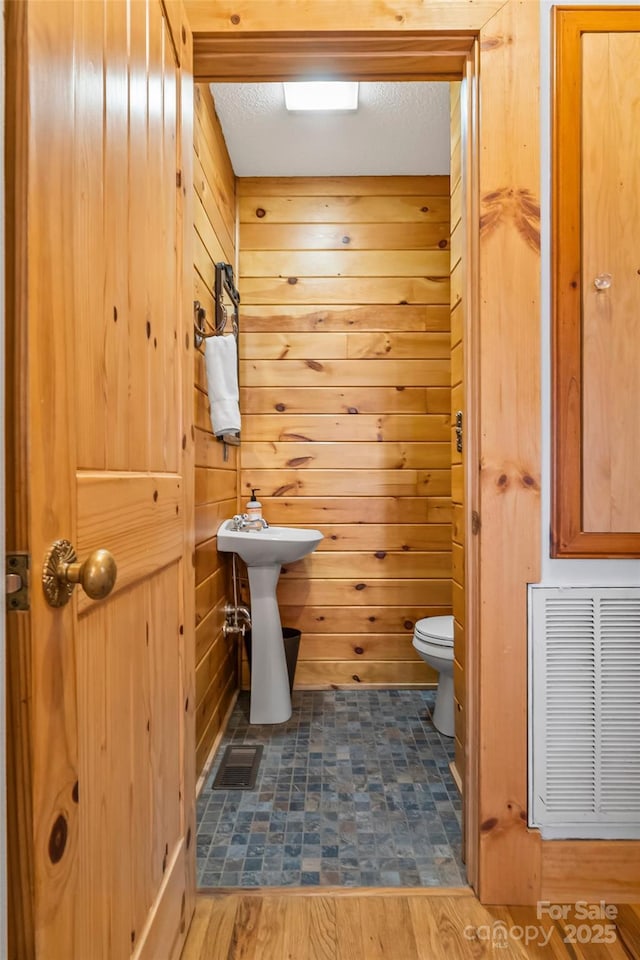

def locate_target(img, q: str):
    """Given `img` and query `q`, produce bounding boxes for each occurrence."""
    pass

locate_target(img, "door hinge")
[6,553,30,611]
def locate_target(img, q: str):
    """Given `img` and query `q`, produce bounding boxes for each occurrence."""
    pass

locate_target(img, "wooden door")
[6,2,195,958]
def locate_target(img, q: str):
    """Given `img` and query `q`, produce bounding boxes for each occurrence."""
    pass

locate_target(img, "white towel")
[205,335,241,437]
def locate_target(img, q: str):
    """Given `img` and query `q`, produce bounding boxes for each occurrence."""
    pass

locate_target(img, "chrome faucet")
[231,513,269,531]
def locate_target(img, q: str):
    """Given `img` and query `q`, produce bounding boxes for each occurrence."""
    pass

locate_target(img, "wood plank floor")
[181,889,640,959]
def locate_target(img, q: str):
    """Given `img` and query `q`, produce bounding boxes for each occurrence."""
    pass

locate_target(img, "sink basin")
[217,521,324,566]
[217,519,323,724]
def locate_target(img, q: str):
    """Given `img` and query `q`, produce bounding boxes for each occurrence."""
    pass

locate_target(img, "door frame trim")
[190,0,640,912]
[192,30,475,81]
[186,16,539,902]
[0,3,8,952]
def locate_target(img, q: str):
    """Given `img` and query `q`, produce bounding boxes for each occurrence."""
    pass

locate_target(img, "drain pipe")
[223,552,251,637]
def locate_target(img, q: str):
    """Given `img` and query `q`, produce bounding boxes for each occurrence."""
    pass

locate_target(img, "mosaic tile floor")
[196,689,465,889]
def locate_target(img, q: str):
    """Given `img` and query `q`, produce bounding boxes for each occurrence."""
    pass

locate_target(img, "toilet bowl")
[412,615,454,737]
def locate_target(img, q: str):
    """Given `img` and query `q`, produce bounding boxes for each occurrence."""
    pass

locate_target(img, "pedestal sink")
[217,520,324,723]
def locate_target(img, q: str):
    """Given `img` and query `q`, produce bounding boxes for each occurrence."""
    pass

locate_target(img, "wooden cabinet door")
[552,8,640,556]
[6,2,195,958]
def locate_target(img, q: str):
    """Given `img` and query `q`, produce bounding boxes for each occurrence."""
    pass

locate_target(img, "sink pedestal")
[247,565,292,724]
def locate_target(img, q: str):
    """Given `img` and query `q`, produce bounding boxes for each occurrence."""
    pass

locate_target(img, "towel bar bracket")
[218,433,240,449]
[193,262,240,348]
[196,263,242,446]
[193,300,207,347]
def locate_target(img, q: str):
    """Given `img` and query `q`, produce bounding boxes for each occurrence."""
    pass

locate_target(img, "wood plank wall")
[193,85,238,775]
[450,82,466,788]
[238,175,453,688]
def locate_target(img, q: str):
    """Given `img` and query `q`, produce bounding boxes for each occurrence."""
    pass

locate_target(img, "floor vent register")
[212,745,263,791]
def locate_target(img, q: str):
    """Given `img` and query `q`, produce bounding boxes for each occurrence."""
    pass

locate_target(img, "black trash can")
[243,627,301,695]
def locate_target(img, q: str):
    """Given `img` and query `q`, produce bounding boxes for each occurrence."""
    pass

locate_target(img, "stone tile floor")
[196,689,465,889]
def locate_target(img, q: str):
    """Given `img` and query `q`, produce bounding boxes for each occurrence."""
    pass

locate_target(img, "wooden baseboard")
[449,760,463,796]
[195,689,239,798]
[541,840,640,902]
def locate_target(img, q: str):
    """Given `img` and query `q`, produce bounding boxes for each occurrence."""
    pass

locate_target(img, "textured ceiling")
[209,82,451,177]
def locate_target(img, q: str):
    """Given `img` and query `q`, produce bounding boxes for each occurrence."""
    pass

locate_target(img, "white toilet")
[412,615,455,737]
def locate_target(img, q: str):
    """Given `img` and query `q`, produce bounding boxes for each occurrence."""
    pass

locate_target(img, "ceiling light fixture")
[283,81,359,112]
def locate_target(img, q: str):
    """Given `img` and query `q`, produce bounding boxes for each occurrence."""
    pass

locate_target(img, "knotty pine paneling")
[449,82,466,788]
[241,442,451,470]
[240,303,450,332]
[240,414,449,442]
[241,359,451,388]
[238,175,451,196]
[255,497,452,525]
[193,84,238,776]
[239,386,451,415]
[238,175,452,689]
[238,193,451,224]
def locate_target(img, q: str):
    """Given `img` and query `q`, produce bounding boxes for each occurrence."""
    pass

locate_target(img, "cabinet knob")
[593,273,612,291]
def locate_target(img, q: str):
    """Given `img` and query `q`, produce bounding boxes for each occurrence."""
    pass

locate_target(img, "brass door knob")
[43,539,118,607]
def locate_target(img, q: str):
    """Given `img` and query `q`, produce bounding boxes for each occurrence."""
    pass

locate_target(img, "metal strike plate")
[455,410,463,454]
[6,553,30,611]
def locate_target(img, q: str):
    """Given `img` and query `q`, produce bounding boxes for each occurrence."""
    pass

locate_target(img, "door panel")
[74,0,107,472]
[75,1,181,475]
[76,563,183,957]
[7,1,195,957]
[582,32,640,533]
[76,474,183,612]
[552,9,640,555]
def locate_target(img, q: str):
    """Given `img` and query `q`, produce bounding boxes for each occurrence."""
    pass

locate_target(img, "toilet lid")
[414,615,454,645]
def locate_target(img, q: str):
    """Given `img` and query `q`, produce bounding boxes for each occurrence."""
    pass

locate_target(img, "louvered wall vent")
[530,586,640,839]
